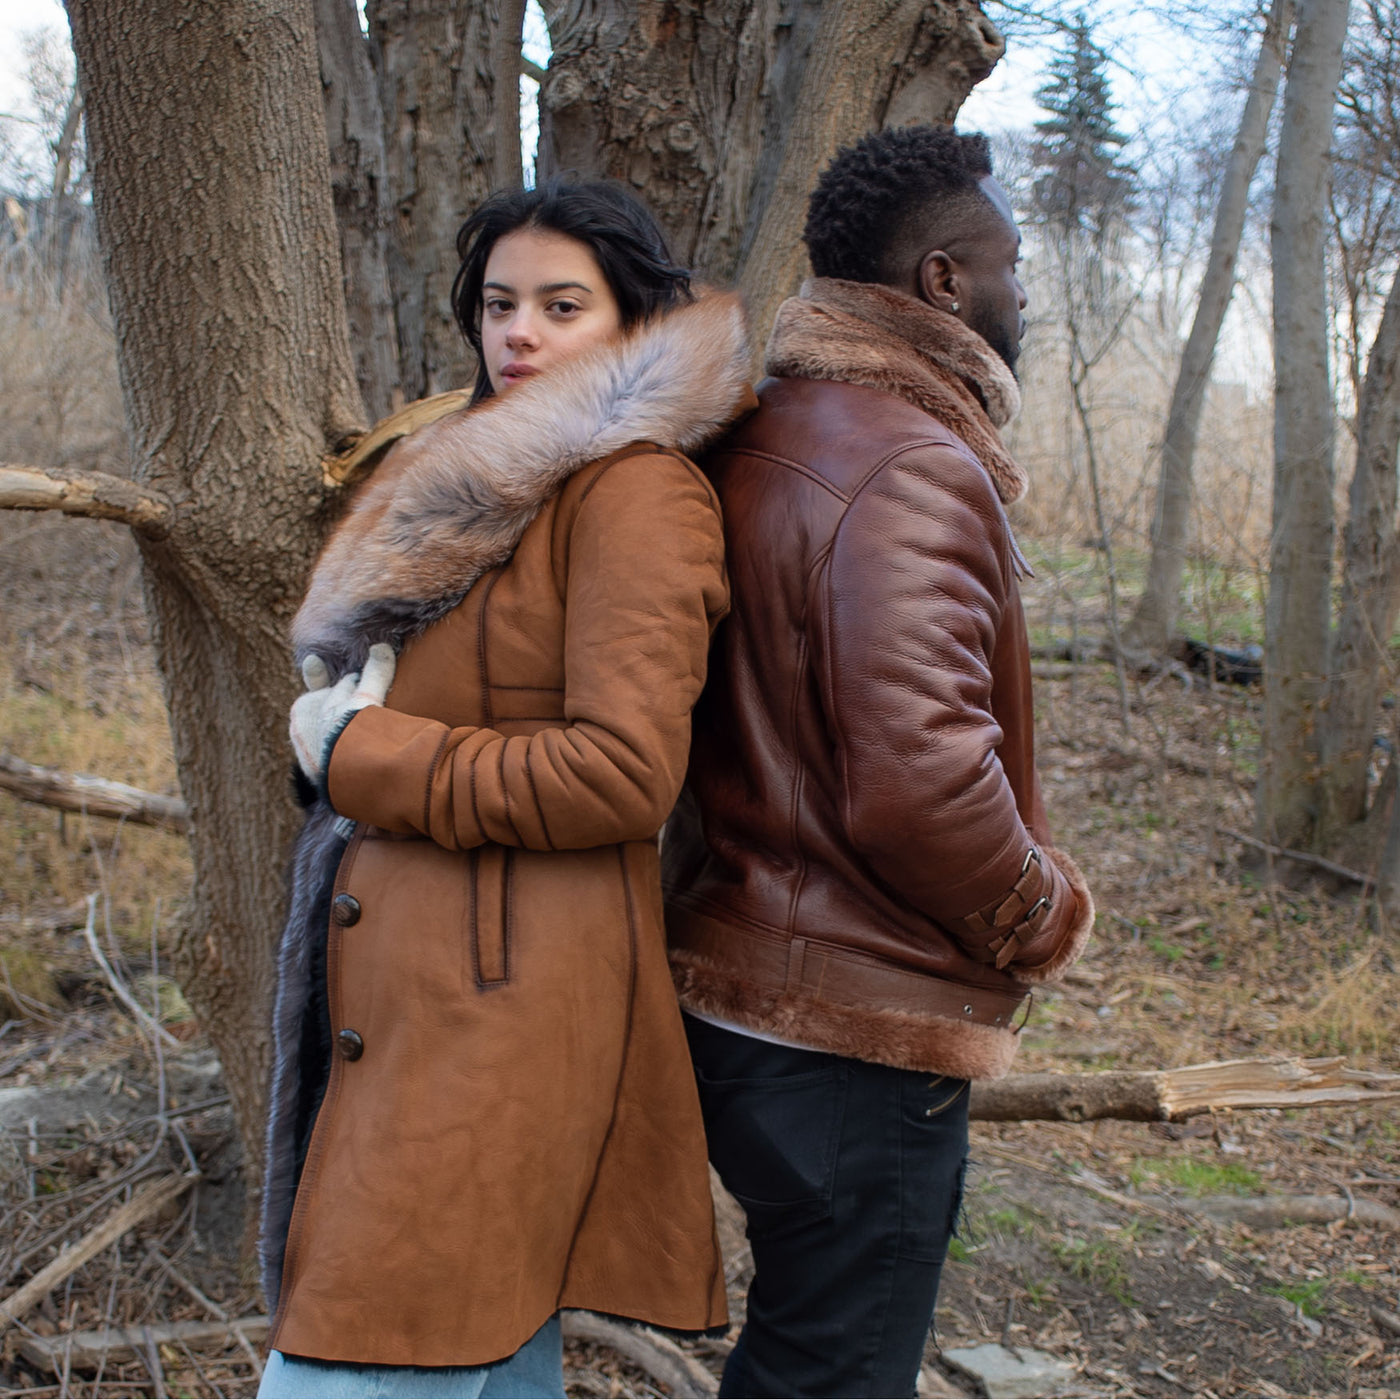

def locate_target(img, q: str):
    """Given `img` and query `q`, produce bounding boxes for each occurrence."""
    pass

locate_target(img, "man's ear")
[917,250,960,313]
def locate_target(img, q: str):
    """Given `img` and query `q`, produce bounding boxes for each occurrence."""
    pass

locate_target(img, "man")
[663,126,1094,1398]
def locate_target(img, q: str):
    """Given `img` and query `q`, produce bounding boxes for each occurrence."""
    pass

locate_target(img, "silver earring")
[950,301,960,313]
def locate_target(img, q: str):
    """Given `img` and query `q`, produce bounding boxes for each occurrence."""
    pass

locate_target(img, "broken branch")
[970,1056,1400,1123]
[1194,1194,1400,1232]
[17,1315,268,1374]
[0,753,189,833]
[0,463,173,536]
[321,388,473,487]
[0,1174,195,1333]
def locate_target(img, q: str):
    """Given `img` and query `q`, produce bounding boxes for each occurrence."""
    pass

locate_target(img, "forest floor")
[0,519,1397,1399]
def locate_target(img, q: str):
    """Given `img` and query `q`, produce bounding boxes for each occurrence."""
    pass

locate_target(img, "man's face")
[915,176,1027,374]
[958,178,1027,373]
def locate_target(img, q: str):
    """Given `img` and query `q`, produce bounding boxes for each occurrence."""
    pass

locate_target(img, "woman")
[257,179,752,1398]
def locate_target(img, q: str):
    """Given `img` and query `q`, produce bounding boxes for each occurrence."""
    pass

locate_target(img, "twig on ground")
[81,894,180,1051]
[0,1173,195,1333]
[1215,826,1372,887]
[562,1312,719,1398]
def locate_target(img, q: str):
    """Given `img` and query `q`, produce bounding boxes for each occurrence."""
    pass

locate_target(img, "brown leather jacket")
[664,279,1093,1082]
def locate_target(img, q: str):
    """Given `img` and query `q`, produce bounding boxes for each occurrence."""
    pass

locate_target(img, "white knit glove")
[289,643,397,784]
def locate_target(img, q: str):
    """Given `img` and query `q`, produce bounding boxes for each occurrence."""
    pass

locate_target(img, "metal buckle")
[1020,845,1042,876]
[1024,894,1051,924]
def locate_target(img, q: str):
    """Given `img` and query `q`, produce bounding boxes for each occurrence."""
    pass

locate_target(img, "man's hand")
[290,643,397,784]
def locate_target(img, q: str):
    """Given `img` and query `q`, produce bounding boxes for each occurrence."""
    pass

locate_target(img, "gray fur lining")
[259,801,351,1310]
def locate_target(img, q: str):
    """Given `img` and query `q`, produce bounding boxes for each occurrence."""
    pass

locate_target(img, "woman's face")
[480,228,623,394]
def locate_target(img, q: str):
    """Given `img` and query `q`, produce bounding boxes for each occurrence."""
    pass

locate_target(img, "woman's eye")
[485,298,513,316]
[549,300,582,317]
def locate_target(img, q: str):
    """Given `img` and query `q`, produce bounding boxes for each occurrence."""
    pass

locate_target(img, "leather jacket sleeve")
[812,441,1087,975]
[326,452,728,850]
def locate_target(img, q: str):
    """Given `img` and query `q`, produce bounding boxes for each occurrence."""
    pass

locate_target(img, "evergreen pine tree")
[1032,15,1135,248]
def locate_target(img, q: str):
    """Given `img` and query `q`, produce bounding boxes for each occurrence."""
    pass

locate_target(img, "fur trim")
[670,951,1021,1082]
[260,802,351,1309]
[764,278,1028,505]
[294,292,752,678]
[1015,844,1095,986]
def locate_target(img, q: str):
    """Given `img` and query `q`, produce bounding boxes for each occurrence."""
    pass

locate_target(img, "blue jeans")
[257,1315,563,1398]
[685,1015,970,1398]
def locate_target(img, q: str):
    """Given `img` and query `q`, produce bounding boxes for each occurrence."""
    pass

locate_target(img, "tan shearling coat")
[262,294,752,1367]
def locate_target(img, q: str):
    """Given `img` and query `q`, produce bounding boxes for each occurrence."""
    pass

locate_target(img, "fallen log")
[0,754,190,834]
[562,1311,718,1398]
[1194,1193,1400,1232]
[970,1056,1400,1123]
[0,1174,195,1333]
[17,1315,268,1373]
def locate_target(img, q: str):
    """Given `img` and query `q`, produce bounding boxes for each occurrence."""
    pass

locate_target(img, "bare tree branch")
[0,754,190,833]
[0,463,173,536]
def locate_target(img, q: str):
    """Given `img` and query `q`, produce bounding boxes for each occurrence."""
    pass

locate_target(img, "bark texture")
[1259,0,1351,849]
[63,0,364,1245]
[1125,0,1291,655]
[315,0,403,419]
[367,0,512,401]
[538,0,1003,343]
[1321,271,1400,849]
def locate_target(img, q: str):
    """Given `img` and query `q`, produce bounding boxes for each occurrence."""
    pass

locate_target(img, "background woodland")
[0,0,1398,1395]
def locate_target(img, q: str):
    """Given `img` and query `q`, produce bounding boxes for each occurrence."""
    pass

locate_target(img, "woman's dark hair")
[452,178,694,402]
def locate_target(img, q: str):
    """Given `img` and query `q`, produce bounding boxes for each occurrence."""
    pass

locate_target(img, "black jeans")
[685,1014,969,1400]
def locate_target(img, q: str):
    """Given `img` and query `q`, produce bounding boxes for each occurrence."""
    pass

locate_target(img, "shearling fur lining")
[1015,844,1095,985]
[294,291,752,678]
[765,278,1028,505]
[670,952,1021,1082]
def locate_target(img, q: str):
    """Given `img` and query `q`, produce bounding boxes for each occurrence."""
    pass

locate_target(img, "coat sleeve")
[325,452,729,851]
[813,442,1091,980]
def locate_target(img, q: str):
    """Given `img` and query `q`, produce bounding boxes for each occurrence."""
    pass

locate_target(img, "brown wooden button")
[331,893,361,926]
[336,1029,364,1061]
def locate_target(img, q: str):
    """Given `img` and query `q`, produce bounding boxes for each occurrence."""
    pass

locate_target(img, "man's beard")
[966,303,1021,378]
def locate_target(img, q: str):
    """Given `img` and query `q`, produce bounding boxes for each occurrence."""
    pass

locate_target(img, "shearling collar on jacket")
[764,278,1027,506]
[294,291,752,678]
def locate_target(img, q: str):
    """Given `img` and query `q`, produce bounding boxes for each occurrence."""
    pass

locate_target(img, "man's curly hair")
[804,126,995,284]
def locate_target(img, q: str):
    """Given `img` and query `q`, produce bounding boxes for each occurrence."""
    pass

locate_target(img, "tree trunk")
[367,0,514,401]
[1258,0,1351,850]
[63,0,364,1257]
[315,0,403,420]
[538,0,1002,339]
[1329,270,1400,877]
[1124,0,1291,656]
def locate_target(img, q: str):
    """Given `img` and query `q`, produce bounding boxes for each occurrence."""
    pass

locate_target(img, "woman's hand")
[290,643,397,784]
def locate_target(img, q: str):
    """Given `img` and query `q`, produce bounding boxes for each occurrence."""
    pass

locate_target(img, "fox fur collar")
[764,278,1027,506]
[294,291,752,677]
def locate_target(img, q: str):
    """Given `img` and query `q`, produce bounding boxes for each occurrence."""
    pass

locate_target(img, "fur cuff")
[670,952,1021,1082]
[1013,844,1094,985]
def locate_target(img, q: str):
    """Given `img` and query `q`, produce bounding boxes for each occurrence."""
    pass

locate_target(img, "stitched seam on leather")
[524,748,554,850]
[557,845,639,1307]
[422,729,451,839]
[785,627,811,937]
[475,569,503,727]
[573,443,661,510]
[498,740,522,844]
[723,447,852,501]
